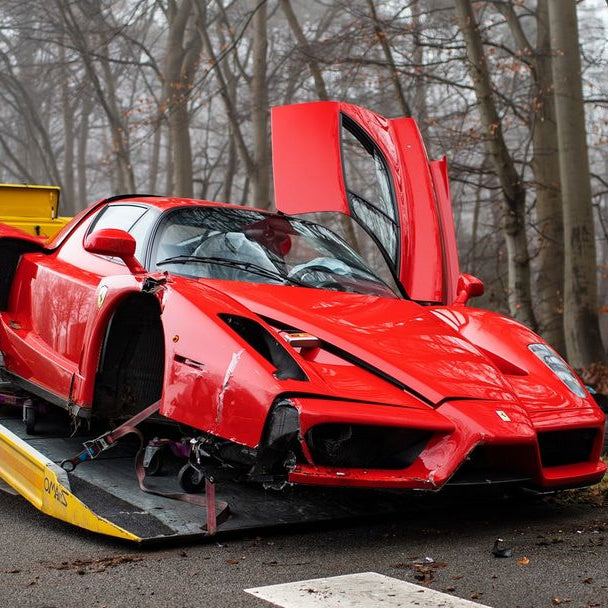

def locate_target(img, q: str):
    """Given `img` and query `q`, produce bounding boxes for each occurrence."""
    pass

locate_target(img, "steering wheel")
[288,265,348,291]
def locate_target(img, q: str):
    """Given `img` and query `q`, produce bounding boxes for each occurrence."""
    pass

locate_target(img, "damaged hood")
[201,281,518,405]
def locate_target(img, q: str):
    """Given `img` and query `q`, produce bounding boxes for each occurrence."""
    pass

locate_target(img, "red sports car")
[0,101,604,493]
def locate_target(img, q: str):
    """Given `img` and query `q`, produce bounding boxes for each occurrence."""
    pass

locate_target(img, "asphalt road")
[1,487,607,608]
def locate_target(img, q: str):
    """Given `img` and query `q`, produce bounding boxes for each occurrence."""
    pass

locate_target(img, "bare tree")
[364,0,411,116]
[496,0,565,353]
[249,0,271,208]
[548,0,605,366]
[162,0,202,198]
[455,0,536,329]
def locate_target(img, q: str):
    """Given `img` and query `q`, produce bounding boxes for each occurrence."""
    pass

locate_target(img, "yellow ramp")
[0,422,140,541]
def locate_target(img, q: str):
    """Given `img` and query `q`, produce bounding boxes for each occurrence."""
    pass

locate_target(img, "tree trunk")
[496,0,566,352]
[163,0,201,198]
[250,0,270,208]
[530,0,566,354]
[99,48,135,192]
[548,0,605,366]
[77,95,92,207]
[411,0,427,133]
[279,0,328,100]
[195,1,255,197]
[60,43,75,214]
[148,117,162,194]
[455,0,536,329]
[365,0,411,117]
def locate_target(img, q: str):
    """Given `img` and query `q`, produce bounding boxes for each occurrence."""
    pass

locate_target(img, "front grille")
[538,428,596,467]
[306,424,431,469]
[448,444,535,485]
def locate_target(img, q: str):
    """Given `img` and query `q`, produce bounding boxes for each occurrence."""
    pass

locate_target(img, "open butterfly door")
[271,101,459,304]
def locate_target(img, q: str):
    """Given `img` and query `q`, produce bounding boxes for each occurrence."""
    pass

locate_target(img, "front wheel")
[178,464,205,493]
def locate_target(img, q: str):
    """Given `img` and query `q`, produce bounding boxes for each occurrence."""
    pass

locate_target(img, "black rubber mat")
[68,476,176,538]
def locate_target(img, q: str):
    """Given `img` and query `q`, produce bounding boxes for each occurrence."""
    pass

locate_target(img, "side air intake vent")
[219,314,307,381]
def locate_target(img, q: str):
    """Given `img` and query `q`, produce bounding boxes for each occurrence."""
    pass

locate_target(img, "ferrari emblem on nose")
[496,410,511,422]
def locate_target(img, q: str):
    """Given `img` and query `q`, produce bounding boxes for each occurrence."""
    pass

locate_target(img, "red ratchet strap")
[60,401,229,534]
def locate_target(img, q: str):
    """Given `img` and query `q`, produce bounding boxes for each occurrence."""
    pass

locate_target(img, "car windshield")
[153,207,398,298]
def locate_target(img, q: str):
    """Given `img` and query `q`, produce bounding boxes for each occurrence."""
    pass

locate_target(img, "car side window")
[129,209,159,262]
[89,204,148,234]
[341,117,399,264]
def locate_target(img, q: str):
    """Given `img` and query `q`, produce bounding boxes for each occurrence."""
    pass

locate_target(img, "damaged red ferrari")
[0,101,604,494]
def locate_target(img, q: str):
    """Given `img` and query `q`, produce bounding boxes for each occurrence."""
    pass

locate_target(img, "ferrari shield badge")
[496,410,511,422]
[97,285,108,309]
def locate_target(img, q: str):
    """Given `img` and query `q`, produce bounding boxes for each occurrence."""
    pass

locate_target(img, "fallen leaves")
[392,559,447,585]
[45,554,143,574]
[578,362,608,394]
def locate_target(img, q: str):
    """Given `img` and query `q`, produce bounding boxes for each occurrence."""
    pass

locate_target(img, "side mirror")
[84,228,145,275]
[454,273,484,305]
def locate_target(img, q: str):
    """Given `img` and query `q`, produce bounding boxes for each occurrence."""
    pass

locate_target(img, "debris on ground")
[536,535,564,546]
[44,554,144,574]
[492,538,513,558]
[391,558,447,584]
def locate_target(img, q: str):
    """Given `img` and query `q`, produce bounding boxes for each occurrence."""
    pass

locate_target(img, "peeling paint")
[216,350,244,425]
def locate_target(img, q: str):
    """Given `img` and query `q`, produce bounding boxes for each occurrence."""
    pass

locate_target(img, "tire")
[24,406,36,435]
[144,450,163,476]
[178,464,205,494]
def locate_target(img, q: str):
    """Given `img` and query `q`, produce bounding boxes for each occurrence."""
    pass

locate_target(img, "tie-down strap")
[60,400,230,534]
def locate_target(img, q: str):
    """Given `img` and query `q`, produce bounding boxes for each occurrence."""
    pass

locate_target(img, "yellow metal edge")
[0,422,141,542]
[0,183,61,192]
[0,217,71,239]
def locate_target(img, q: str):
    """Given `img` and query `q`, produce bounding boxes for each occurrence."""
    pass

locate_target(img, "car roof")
[45,195,275,249]
[115,196,268,213]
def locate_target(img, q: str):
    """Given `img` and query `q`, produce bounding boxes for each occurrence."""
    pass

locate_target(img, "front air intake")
[538,428,596,467]
[306,424,431,470]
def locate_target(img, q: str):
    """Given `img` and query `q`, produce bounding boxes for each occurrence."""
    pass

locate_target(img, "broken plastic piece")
[492,538,513,558]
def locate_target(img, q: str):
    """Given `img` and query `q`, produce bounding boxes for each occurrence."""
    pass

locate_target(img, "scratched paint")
[216,350,244,425]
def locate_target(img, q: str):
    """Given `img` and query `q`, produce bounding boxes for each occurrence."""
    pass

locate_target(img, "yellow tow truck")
[0,183,71,239]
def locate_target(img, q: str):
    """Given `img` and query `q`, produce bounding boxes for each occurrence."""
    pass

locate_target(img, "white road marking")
[245,572,491,607]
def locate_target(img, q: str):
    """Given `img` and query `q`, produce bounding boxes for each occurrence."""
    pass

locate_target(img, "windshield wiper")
[156,255,306,287]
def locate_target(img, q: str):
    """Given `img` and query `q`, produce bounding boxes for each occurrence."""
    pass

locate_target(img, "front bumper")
[286,398,606,490]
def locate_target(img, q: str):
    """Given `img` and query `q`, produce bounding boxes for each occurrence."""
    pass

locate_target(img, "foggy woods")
[0,0,607,368]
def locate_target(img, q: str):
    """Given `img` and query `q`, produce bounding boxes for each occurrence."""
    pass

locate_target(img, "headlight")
[528,343,587,398]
